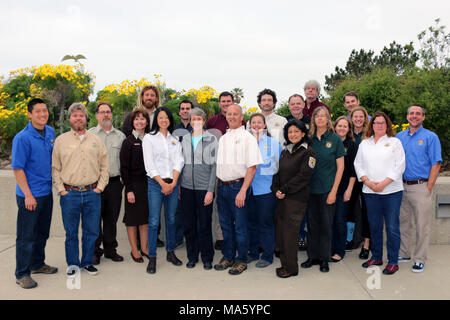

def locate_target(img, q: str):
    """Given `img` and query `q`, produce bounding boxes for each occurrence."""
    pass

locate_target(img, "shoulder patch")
[308,157,316,169]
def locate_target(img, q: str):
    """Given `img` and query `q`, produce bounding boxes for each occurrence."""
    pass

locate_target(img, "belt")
[64,182,98,192]
[162,178,173,184]
[219,178,244,186]
[403,178,428,185]
[109,176,121,182]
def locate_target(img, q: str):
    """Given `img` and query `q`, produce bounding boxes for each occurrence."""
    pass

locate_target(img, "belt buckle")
[78,185,87,192]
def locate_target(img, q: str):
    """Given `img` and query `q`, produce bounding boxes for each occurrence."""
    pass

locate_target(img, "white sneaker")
[412,262,424,273]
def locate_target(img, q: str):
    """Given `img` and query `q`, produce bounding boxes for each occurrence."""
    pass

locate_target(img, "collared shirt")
[396,126,442,180]
[216,126,263,181]
[310,130,346,194]
[251,135,282,195]
[88,125,125,177]
[304,99,330,118]
[205,113,247,138]
[11,122,55,197]
[142,131,184,179]
[354,135,405,195]
[285,114,311,130]
[132,129,145,141]
[262,112,287,146]
[52,130,109,193]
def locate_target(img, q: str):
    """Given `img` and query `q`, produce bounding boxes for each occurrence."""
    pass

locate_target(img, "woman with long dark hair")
[142,107,184,274]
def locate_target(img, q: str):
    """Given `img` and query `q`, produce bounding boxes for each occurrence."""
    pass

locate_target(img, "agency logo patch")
[309,157,316,168]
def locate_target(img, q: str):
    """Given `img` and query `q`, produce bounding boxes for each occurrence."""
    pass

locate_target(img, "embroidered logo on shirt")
[418,139,424,145]
[384,143,390,147]
[264,145,269,150]
[309,157,316,168]
[274,122,280,126]
[171,141,176,145]
[306,124,310,130]
[93,143,97,149]
[235,139,240,144]
[326,142,332,148]
[345,147,348,153]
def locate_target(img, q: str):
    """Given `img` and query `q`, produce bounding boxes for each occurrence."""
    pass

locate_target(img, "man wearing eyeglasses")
[88,102,126,264]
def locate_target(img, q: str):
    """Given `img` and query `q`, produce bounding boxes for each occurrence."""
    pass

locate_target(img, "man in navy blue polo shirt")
[11,98,58,289]
[397,105,442,273]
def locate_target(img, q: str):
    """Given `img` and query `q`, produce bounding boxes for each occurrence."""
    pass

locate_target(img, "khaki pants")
[399,183,432,264]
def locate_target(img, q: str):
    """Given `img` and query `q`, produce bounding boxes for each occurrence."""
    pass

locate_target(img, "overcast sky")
[1,0,449,109]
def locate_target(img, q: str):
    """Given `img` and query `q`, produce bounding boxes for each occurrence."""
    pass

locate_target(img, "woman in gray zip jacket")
[180,107,218,270]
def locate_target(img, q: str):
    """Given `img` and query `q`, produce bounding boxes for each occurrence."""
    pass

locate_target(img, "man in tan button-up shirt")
[88,102,126,264]
[52,103,108,275]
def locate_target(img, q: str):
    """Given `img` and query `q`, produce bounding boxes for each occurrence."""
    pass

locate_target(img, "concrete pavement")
[1,234,449,300]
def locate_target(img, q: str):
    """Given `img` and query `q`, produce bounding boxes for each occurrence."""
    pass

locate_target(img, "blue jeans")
[147,178,179,257]
[217,181,249,263]
[364,191,403,265]
[60,189,101,268]
[332,194,349,258]
[248,191,277,263]
[15,193,53,279]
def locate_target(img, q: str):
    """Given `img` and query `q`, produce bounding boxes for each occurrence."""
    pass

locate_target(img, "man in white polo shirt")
[214,104,263,275]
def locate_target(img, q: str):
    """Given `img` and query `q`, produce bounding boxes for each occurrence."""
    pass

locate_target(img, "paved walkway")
[1,234,449,300]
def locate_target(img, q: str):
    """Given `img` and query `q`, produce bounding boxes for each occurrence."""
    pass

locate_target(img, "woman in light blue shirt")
[247,113,282,268]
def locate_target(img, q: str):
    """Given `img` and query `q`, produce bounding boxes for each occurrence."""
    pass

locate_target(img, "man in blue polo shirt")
[396,104,442,273]
[11,98,58,289]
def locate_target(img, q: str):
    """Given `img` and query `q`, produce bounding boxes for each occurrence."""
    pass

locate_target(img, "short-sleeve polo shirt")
[310,130,346,194]
[11,122,55,197]
[396,126,442,180]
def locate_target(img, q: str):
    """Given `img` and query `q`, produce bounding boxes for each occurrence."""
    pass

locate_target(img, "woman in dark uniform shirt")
[271,119,315,278]
[330,116,357,262]
[120,107,151,263]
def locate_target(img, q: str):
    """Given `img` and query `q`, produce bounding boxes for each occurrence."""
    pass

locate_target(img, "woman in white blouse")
[354,111,405,275]
[142,107,184,274]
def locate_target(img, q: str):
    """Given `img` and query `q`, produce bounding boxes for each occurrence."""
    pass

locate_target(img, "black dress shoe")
[301,259,320,268]
[146,257,156,274]
[157,238,165,248]
[167,251,182,266]
[131,252,144,263]
[203,262,212,270]
[276,267,299,278]
[274,250,280,258]
[214,240,223,250]
[320,261,329,273]
[359,247,370,260]
[186,261,196,268]
[105,252,124,262]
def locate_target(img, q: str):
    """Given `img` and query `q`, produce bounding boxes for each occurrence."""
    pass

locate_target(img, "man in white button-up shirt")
[214,105,263,275]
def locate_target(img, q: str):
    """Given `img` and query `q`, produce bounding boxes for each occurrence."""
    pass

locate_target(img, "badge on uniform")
[418,139,424,145]
[309,157,316,168]
[306,124,310,130]
[326,142,332,148]
[384,143,390,147]
[274,122,280,126]
[93,143,97,149]
[171,141,176,145]
[264,145,269,150]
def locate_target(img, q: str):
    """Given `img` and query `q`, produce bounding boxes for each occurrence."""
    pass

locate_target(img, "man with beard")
[303,80,330,118]
[253,88,287,145]
[52,103,109,276]
[122,85,161,137]
[89,102,126,264]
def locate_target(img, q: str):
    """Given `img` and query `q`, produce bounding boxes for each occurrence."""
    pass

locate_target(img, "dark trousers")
[95,178,123,257]
[275,198,307,273]
[351,182,370,243]
[307,193,336,261]
[180,187,214,263]
[332,193,349,258]
[15,193,53,279]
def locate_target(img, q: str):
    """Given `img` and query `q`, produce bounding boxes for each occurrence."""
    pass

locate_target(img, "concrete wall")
[1,169,449,244]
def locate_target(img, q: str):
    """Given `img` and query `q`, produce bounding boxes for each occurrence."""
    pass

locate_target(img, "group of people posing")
[12,80,442,289]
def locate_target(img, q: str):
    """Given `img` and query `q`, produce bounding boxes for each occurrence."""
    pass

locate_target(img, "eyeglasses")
[314,115,327,119]
[97,111,112,115]
[373,122,386,126]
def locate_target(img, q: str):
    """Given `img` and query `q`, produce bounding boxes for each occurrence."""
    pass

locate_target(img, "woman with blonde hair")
[301,107,345,273]
[330,116,357,262]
